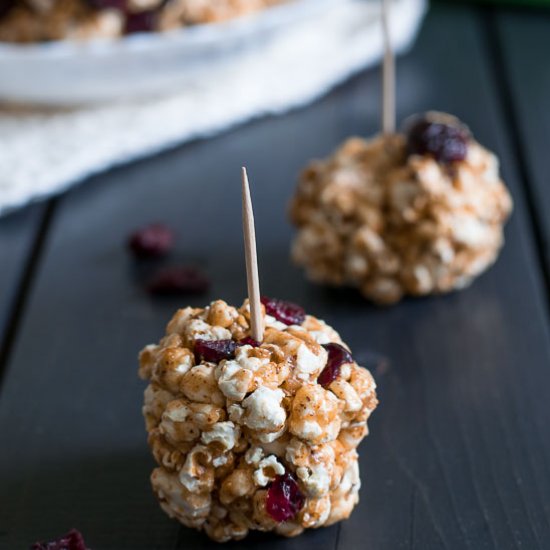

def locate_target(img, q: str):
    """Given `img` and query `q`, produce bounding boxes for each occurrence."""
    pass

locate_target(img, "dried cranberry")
[318,343,353,388]
[239,336,261,347]
[125,11,156,34]
[31,529,88,550]
[147,266,209,295]
[128,223,174,258]
[195,339,237,363]
[406,113,470,164]
[260,296,305,326]
[266,472,305,523]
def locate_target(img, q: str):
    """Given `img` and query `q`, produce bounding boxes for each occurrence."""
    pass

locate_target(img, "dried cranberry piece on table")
[147,266,209,295]
[266,472,305,523]
[406,115,470,164]
[318,342,353,388]
[260,296,305,326]
[31,529,88,550]
[128,223,174,258]
[195,339,237,363]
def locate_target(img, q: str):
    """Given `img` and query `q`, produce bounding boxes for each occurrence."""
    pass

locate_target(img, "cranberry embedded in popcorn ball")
[289,111,513,304]
[138,298,378,542]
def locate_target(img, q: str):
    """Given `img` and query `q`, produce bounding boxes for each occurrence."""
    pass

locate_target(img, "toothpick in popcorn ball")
[289,1,512,304]
[138,168,379,541]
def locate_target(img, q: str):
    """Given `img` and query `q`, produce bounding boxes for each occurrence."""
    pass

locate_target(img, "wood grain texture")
[492,9,550,276]
[0,204,45,366]
[0,5,550,550]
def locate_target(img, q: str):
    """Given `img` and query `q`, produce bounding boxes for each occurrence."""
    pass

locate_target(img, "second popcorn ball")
[290,112,513,304]
[139,297,378,542]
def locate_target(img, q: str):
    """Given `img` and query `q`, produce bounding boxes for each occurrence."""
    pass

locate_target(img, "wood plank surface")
[1,5,550,550]
[0,204,46,375]
[492,9,550,277]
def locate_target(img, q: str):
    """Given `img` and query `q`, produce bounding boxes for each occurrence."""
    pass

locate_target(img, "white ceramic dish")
[0,0,427,214]
[0,0,339,104]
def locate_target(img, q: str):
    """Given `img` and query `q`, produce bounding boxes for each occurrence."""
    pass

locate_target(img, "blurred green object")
[436,0,550,7]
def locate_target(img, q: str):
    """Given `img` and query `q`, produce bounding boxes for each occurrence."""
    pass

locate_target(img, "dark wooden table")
[1,4,550,549]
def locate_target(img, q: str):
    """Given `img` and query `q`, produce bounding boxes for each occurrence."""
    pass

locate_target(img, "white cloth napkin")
[0,0,425,215]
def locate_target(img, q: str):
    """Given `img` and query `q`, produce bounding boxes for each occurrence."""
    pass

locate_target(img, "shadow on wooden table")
[0,449,341,550]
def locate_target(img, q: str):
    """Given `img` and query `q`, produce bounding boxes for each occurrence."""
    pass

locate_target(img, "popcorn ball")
[289,112,513,304]
[139,297,378,542]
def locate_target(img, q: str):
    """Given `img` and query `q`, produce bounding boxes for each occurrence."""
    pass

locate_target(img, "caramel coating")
[289,130,513,304]
[139,299,378,542]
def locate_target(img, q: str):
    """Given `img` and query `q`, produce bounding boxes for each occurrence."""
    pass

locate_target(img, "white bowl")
[0,0,338,104]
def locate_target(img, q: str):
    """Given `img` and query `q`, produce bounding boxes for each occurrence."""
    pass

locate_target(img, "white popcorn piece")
[264,314,287,331]
[329,379,363,414]
[180,364,224,405]
[227,403,244,424]
[178,444,214,494]
[253,455,285,487]
[143,385,175,431]
[295,342,327,380]
[242,387,286,433]
[244,446,264,466]
[212,454,229,468]
[235,345,271,371]
[254,427,286,444]
[201,421,240,451]
[152,467,211,525]
[296,464,331,497]
[289,385,342,445]
[215,360,254,401]
[301,495,331,528]
[184,319,232,343]
[215,345,272,401]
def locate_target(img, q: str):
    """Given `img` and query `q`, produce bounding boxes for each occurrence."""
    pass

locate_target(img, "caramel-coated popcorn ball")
[289,112,513,304]
[139,298,378,542]
[0,0,285,42]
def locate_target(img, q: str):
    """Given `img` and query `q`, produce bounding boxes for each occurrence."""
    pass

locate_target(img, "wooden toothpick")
[241,167,264,343]
[381,0,395,135]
